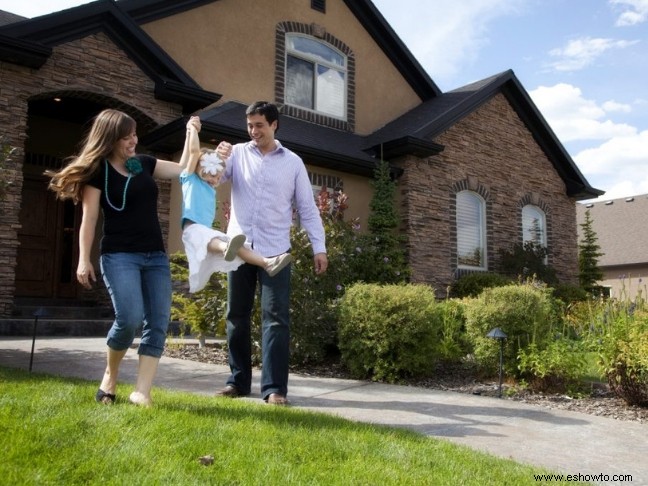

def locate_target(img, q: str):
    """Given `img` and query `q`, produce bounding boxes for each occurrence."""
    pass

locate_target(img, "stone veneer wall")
[395,93,578,295]
[0,32,183,316]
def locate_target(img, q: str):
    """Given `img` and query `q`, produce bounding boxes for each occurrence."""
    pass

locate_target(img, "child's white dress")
[182,225,245,292]
[180,170,245,293]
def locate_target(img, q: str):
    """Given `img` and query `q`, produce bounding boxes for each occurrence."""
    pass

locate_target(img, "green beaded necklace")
[104,159,141,211]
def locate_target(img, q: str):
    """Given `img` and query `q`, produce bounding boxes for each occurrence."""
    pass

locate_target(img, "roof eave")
[141,117,385,177]
[0,33,51,68]
[154,79,220,114]
[367,136,445,159]
[342,0,440,100]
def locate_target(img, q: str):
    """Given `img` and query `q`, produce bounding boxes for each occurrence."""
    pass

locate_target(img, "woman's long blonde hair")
[47,109,136,203]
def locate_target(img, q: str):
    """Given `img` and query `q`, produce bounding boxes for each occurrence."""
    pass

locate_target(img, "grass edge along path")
[0,367,586,485]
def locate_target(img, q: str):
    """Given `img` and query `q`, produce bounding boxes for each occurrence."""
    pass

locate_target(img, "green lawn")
[0,366,585,485]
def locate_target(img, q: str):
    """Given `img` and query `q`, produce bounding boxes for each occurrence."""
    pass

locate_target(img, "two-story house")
[0,0,602,316]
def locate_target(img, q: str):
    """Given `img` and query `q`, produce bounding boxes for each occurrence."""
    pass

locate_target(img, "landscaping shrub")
[464,280,557,376]
[338,283,438,382]
[572,299,648,406]
[449,272,511,298]
[289,220,349,364]
[517,338,589,394]
[432,298,469,362]
[499,241,558,285]
[289,185,410,364]
[550,283,589,306]
[169,252,228,346]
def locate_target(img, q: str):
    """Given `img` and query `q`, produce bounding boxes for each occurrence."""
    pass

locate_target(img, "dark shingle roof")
[0,1,603,198]
[0,10,26,26]
[140,101,386,177]
[0,0,219,112]
[577,195,648,266]
[366,70,603,199]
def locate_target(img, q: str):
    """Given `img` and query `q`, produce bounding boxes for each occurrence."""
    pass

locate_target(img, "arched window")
[522,205,546,247]
[285,34,347,119]
[457,191,487,269]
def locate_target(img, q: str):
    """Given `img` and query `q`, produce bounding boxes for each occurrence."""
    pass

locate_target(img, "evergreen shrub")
[449,272,511,298]
[338,282,438,382]
[464,280,557,376]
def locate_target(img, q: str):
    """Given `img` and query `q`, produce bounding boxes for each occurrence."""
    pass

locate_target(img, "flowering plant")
[125,158,143,175]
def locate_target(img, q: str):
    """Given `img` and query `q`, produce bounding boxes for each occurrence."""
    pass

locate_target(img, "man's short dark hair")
[246,101,279,132]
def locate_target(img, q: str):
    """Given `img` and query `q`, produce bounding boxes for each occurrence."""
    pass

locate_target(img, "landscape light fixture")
[486,327,507,398]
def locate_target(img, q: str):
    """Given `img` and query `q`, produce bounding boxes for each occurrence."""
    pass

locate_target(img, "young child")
[180,122,291,293]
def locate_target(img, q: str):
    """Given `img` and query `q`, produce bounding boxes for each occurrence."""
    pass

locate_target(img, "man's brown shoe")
[215,385,243,398]
[266,393,289,405]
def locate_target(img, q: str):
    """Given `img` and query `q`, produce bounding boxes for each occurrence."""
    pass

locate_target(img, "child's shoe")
[224,234,246,261]
[265,253,292,276]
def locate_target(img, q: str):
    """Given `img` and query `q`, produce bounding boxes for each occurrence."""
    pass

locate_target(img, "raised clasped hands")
[216,141,232,161]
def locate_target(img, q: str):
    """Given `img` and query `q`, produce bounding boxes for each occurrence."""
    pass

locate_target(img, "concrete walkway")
[1,336,645,485]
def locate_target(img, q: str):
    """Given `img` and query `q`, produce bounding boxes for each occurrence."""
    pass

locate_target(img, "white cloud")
[610,0,648,26]
[373,0,526,85]
[574,130,648,199]
[530,84,648,199]
[602,100,632,112]
[546,37,639,71]
[529,83,636,142]
[575,130,648,173]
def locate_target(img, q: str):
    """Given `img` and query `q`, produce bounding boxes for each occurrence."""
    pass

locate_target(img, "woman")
[47,109,205,406]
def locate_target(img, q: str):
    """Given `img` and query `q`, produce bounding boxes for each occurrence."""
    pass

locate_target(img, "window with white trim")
[285,34,347,119]
[457,191,487,269]
[522,205,546,247]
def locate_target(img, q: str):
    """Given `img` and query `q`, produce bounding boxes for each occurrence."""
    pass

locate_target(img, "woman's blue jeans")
[225,261,291,399]
[100,251,172,358]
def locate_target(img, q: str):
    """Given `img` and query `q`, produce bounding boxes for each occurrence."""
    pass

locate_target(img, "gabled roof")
[577,195,648,266]
[0,0,440,105]
[141,101,393,177]
[0,0,220,113]
[117,0,441,100]
[0,1,602,199]
[366,70,604,200]
[0,9,24,26]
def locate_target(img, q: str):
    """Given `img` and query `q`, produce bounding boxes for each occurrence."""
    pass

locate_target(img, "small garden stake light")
[486,327,507,398]
[30,307,47,372]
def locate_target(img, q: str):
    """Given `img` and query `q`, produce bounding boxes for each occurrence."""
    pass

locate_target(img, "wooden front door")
[15,174,80,298]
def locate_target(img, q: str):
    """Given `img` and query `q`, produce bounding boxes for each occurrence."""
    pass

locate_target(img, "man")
[217,101,328,405]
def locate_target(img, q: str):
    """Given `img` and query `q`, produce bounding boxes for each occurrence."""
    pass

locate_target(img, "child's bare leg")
[207,237,227,254]
[237,247,293,277]
[207,234,246,261]
[237,246,267,267]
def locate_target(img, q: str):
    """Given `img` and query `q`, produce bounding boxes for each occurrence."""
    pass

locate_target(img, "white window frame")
[457,191,487,270]
[522,205,546,247]
[285,34,347,120]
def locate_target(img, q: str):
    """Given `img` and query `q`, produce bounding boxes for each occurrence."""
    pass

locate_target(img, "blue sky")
[2,0,647,202]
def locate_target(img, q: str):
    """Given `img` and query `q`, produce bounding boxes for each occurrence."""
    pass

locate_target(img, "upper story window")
[311,0,326,13]
[522,205,546,247]
[457,191,487,269]
[285,34,347,120]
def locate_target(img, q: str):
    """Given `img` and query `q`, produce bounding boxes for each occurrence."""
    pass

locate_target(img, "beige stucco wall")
[600,266,648,301]
[140,0,421,134]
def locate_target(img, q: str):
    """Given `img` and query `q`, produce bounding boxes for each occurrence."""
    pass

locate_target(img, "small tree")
[350,158,410,283]
[578,209,604,295]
